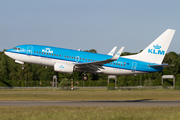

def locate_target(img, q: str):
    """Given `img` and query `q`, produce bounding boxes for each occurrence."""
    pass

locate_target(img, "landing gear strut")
[22,65,24,70]
[82,74,88,81]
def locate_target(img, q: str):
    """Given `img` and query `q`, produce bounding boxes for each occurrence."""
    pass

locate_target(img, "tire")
[82,74,88,81]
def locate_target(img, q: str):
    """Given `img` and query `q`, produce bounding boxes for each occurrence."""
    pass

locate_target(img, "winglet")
[108,46,117,56]
[112,47,124,60]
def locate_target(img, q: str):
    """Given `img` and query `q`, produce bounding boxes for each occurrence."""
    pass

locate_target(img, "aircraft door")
[131,62,137,72]
[75,56,80,62]
[27,46,33,56]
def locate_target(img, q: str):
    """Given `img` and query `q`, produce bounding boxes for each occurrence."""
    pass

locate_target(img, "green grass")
[1,90,180,120]
[0,90,180,101]
[1,106,180,120]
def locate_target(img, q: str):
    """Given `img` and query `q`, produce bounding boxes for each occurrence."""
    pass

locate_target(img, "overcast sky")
[0,0,180,54]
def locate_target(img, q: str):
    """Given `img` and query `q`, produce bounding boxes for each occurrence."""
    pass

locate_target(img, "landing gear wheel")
[82,74,88,81]
[22,65,24,70]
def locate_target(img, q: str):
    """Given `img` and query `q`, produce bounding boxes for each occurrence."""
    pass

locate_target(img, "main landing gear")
[82,74,88,81]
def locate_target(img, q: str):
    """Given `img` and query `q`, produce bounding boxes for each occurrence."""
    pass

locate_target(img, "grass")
[0,90,180,101]
[0,90,180,120]
[1,106,180,120]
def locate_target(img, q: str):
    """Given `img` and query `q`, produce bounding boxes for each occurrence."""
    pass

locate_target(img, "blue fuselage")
[5,44,163,75]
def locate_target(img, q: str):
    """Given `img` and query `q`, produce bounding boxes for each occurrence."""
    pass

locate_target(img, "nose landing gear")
[22,65,24,70]
[82,74,88,81]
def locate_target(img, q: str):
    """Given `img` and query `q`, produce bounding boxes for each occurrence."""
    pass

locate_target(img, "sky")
[0,0,180,54]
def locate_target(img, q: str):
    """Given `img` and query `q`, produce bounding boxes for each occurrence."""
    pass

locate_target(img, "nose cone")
[4,51,9,56]
[4,51,8,55]
[4,50,12,57]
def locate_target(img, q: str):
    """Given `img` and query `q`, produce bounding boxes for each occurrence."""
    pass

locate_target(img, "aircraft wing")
[75,47,124,71]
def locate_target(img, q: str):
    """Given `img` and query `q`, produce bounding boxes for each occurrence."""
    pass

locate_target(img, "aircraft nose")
[4,51,7,55]
[4,51,10,56]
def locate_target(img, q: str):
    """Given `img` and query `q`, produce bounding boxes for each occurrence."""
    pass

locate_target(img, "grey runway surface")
[1,100,180,107]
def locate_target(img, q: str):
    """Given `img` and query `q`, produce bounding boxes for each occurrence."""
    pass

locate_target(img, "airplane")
[5,29,175,80]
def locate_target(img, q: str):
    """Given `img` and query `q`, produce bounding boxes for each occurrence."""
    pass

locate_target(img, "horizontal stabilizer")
[148,63,174,68]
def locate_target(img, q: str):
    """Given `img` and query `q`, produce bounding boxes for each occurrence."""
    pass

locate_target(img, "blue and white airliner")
[5,29,175,80]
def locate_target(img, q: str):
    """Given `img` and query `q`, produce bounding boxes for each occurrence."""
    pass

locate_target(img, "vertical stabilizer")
[123,29,175,64]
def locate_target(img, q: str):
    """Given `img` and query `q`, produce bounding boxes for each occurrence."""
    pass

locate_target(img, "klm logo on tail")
[148,44,165,55]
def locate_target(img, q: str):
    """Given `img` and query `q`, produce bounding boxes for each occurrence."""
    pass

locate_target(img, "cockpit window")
[13,47,21,50]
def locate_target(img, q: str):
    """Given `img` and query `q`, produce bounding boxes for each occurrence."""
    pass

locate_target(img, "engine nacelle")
[54,62,74,74]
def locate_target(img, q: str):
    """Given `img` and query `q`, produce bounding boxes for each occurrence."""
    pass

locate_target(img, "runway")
[1,100,180,107]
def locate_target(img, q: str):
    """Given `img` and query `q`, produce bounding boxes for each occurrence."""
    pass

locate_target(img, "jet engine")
[54,62,74,74]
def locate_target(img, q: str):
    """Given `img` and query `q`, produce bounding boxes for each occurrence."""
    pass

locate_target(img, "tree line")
[0,49,180,87]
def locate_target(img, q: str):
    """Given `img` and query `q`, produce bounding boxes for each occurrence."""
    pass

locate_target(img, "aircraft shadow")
[70,99,153,103]
[74,99,180,103]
